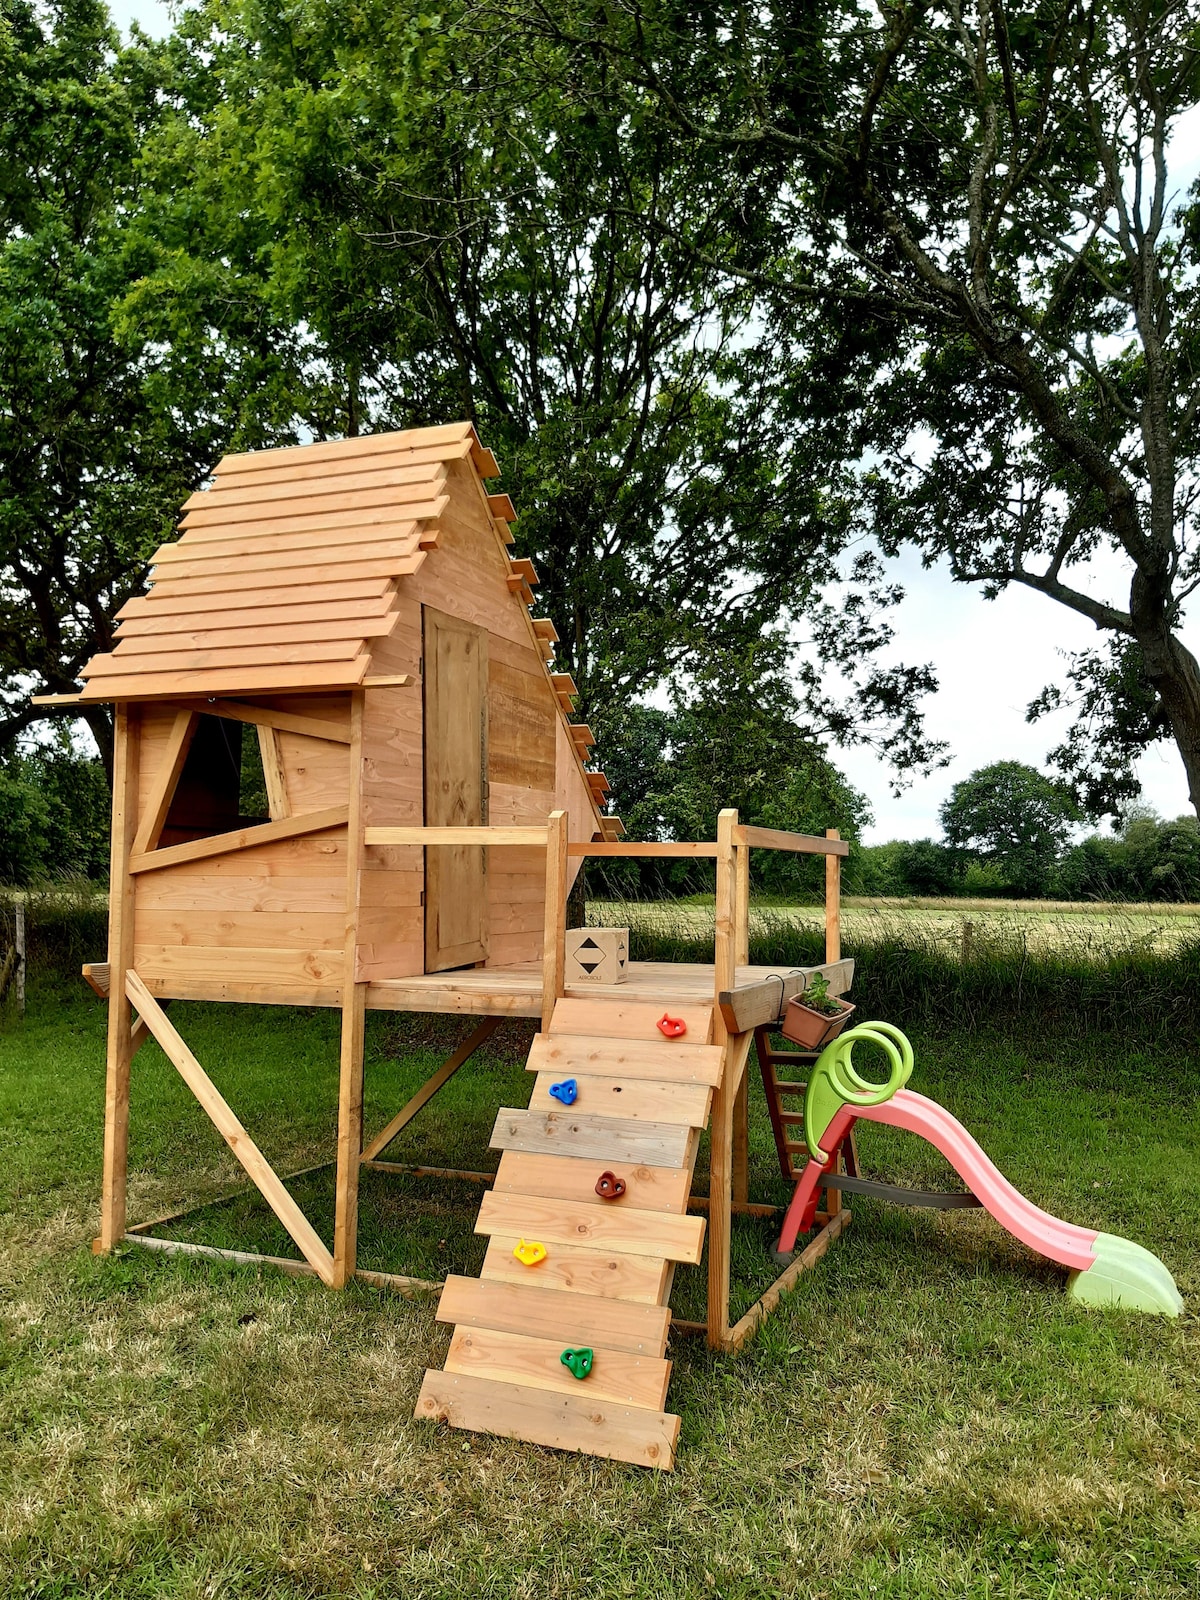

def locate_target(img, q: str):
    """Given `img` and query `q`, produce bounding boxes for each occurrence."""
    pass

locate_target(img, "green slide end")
[1068,1233,1184,1317]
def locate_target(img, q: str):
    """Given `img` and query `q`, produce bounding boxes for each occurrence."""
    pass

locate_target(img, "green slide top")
[805,1021,914,1162]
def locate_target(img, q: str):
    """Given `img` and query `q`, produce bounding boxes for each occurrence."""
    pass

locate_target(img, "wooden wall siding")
[132,693,353,1000]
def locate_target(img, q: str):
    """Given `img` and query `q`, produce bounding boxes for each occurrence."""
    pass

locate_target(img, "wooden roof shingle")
[78,423,490,702]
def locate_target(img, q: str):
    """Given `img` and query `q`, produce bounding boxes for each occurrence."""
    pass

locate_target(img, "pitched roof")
[78,422,498,702]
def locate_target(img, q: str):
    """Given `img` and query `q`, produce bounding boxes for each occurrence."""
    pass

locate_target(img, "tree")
[941,761,1081,895]
[0,2,208,766]
[518,0,1200,818]
[144,0,943,771]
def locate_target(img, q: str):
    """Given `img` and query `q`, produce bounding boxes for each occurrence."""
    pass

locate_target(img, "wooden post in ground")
[14,898,25,1017]
[707,807,738,1349]
[98,705,139,1253]
[541,810,568,1030]
[825,828,841,964]
[333,692,368,1288]
[731,835,751,1203]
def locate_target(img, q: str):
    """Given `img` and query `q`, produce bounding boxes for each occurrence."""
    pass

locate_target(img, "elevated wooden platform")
[84,957,851,1024]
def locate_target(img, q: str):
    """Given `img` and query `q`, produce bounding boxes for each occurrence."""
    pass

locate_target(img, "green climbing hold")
[1069,1233,1183,1317]
[560,1346,594,1380]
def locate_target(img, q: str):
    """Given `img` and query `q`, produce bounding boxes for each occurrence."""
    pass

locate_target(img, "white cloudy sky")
[103,3,1199,840]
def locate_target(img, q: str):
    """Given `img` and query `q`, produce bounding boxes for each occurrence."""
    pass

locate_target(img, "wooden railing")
[367,811,846,1032]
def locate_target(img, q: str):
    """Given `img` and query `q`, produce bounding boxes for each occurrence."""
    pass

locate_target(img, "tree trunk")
[1135,624,1200,820]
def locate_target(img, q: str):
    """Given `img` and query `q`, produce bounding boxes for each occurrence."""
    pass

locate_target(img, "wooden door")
[423,606,489,971]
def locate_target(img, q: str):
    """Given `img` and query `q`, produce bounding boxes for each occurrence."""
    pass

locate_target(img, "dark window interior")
[160,715,270,846]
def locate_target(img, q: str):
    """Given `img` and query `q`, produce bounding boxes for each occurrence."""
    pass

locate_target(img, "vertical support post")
[98,704,139,1253]
[735,838,750,968]
[333,691,367,1288]
[732,834,751,1205]
[707,807,738,1349]
[14,899,25,1016]
[825,827,841,964]
[540,809,568,1031]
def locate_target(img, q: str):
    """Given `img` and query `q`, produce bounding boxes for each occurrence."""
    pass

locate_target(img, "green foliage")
[590,642,870,896]
[0,1,259,763]
[0,738,109,884]
[941,762,1082,897]
[1055,811,1200,903]
[524,0,1200,817]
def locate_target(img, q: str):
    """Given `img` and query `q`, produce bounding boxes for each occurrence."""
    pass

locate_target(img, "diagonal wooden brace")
[124,970,335,1284]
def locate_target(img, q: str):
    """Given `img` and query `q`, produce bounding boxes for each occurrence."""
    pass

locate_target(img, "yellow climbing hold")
[513,1238,547,1267]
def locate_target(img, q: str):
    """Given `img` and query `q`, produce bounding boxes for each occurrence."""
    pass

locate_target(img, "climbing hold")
[657,1013,687,1038]
[560,1346,594,1380]
[549,1078,578,1106]
[513,1239,547,1267]
[595,1171,627,1201]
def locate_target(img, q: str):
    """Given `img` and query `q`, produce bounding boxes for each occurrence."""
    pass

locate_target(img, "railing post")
[735,834,750,968]
[541,810,568,1031]
[825,827,841,964]
[708,807,739,1349]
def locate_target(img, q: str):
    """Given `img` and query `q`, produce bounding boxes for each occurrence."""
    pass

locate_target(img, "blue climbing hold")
[549,1078,578,1106]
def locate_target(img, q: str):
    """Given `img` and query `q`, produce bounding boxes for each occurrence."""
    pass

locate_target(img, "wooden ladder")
[415,995,723,1470]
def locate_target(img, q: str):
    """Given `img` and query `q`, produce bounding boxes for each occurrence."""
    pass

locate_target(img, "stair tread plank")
[477,1191,705,1265]
[444,1325,671,1410]
[415,1369,679,1471]
[435,1275,670,1356]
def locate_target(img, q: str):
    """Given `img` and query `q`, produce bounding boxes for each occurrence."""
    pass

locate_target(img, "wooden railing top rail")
[565,841,719,858]
[733,824,849,857]
[364,825,550,846]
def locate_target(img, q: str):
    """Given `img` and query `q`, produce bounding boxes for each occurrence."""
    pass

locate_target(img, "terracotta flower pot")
[780,995,856,1051]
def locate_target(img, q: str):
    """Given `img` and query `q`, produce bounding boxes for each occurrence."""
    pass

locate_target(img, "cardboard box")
[565,926,629,984]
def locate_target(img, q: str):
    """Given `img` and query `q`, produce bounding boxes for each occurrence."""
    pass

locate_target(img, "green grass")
[2,963,1199,1599]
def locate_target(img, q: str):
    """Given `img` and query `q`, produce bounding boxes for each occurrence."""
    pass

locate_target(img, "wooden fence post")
[708,807,738,1349]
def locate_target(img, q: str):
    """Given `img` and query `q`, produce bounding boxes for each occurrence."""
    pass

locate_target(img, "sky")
[101,1,1200,842]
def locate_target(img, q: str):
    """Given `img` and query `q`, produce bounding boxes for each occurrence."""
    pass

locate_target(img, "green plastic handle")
[804,1022,914,1162]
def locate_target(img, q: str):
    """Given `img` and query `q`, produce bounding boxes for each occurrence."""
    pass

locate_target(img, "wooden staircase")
[415,995,724,1469]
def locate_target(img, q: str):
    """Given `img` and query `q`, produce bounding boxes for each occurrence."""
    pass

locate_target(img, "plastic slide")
[781,1021,1183,1316]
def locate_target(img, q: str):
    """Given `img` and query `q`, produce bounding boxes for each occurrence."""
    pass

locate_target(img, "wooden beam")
[121,1233,441,1295]
[725,1209,851,1352]
[361,1016,501,1162]
[98,706,139,1253]
[333,692,367,1289]
[183,699,352,744]
[31,691,87,706]
[734,824,850,857]
[130,806,349,873]
[364,825,548,847]
[256,724,290,820]
[717,959,856,1034]
[541,809,569,1030]
[826,827,842,964]
[361,674,413,689]
[565,841,718,858]
[124,971,336,1283]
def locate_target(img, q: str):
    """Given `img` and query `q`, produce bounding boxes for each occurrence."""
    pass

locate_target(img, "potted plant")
[780,972,855,1050]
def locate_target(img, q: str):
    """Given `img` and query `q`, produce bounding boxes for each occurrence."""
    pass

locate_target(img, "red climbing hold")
[657,1013,687,1038]
[595,1171,626,1201]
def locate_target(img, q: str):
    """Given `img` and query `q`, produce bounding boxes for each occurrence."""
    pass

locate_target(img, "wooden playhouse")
[43,422,854,1470]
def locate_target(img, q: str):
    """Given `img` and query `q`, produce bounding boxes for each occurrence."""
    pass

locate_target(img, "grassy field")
[593,896,1200,957]
[1,962,1199,1599]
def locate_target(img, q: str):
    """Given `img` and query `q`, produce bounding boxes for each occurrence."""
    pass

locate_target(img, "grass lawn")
[1,983,1198,1599]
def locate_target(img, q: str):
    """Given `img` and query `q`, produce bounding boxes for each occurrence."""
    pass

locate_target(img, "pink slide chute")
[855,1088,1098,1272]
